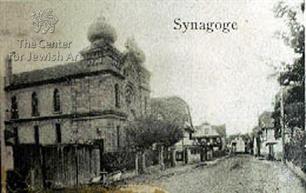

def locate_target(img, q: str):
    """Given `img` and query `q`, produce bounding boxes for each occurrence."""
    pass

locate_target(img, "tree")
[126,116,184,172]
[126,116,184,149]
[273,1,305,137]
[273,1,305,166]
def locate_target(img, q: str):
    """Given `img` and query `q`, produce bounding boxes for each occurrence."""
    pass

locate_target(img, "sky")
[0,0,300,135]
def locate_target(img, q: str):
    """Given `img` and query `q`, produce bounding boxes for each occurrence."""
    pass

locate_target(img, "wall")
[5,73,131,152]
[7,82,72,119]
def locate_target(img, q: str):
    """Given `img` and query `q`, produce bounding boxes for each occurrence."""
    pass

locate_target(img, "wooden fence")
[10,144,100,190]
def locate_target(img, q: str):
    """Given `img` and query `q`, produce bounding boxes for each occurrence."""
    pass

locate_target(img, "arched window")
[11,96,18,119]
[31,92,39,116]
[53,89,61,112]
[125,86,134,107]
[115,84,120,108]
[116,126,120,148]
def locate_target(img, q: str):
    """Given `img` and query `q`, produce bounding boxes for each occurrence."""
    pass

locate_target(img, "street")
[121,155,306,193]
[155,155,306,193]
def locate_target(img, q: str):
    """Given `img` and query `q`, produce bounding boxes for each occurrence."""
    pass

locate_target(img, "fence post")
[171,148,177,167]
[184,148,189,164]
[135,152,139,175]
[159,146,165,170]
[280,83,286,163]
[141,151,146,173]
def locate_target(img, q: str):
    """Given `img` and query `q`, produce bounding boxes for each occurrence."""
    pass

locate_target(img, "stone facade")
[4,19,150,188]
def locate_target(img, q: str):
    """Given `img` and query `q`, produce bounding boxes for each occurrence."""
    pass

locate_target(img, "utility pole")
[280,82,286,163]
[1,56,7,193]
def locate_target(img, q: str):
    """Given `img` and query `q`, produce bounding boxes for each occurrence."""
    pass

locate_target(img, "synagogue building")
[4,19,150,188]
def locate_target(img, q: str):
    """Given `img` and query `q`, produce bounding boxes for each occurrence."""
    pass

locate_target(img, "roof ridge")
[13,61,80,76]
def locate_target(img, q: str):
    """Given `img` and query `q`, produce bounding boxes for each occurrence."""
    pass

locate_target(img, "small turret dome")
[124,37,145,64]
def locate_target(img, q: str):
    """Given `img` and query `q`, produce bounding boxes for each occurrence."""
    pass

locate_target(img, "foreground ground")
[119,155,306,193]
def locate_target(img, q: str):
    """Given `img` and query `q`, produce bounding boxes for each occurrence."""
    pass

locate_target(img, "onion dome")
[87,17,117,44]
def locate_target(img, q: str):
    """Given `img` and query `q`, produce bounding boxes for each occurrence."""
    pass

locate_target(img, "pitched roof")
[150,96,193,129]
[193,123,220,138]
[11,61,83,86]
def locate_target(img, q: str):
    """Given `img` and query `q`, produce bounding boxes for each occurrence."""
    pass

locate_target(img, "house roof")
[150,96,194,130]
[193,123,220,138]
[212,124,226,137]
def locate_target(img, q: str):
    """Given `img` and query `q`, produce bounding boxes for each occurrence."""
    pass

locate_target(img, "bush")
[101,151,136,172]
[284,132,306,169]
[145,149,159,167]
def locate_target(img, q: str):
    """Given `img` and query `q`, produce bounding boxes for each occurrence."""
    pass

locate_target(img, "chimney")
[4,53,13,87]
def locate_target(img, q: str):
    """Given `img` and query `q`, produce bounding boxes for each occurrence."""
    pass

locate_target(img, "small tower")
[5,53,13,87]
[80,17,122,68]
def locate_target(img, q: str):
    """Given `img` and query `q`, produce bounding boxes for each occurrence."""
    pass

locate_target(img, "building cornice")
[5,109,127,124]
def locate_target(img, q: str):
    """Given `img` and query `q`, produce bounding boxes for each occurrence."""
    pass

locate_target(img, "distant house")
[192,122,226,161]
[231,136,245,153]
[256,111,282,160]
[193,123,225,150]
